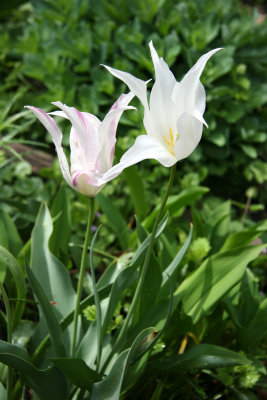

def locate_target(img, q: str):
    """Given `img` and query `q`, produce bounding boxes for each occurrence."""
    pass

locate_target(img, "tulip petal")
[174,112,203,161]
[173,48,222,122]
[24,106,73,187]
[148,41,178,142]
[98,92,135,171]
[101,135,176,183]
[50,110,101,128]
[52,101,100,171]
[103,65,149,111]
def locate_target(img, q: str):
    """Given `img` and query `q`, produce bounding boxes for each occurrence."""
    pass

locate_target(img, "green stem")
[71,197,95,357]
[101,164,176,372]
[0,282,12,399]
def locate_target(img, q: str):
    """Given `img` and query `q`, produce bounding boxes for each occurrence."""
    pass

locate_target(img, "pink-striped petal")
[98,92,135,171]
[52,102,100,171]
[25,106,73,188]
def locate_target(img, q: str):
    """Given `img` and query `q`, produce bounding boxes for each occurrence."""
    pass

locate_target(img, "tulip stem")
[71,197,95,357]
[0,282,12,399]
[101,164,176,372]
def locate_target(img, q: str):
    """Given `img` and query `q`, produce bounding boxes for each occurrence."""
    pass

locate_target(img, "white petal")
[177,49,221,115]
[25,106,73,187]
[103,65,149,111]
[149,41,177,94]
[100,135,176,184]
[174,112,203,161]
[182,48,222,84]
[148,41,178,142]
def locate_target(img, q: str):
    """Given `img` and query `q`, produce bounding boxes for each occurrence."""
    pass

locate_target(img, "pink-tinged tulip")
[101,42,222,182]
[25,93,134,197]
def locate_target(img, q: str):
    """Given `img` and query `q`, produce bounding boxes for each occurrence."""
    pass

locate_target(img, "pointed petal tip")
[51,101,64,108]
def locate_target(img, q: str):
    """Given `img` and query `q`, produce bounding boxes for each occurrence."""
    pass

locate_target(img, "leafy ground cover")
[0,0,266,399]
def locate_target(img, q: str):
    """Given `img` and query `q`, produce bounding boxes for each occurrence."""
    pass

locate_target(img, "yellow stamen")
[163,135,170,145]
[164,127,177,156]
[169,127,174,142]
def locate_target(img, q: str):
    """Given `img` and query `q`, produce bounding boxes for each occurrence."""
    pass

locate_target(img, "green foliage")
[0,0,267,399]
[1,0,267,205]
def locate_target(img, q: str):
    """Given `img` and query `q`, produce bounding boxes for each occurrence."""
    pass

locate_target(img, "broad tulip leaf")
[30,202,76,349]
[101,264,138,340]
[0,383,5,398]
[91,326,164,400]
[239,297,267,352]
[98,212,168,291]
[130,212,168,266]
[0,341,68,400]
[50,185,71,261]
[0,209,23,257]
[89,227,102,367]
[143,186,209,229]
[51,357,101,390]
[161,224,193,290]
[91,349,129,400]
[132,279,173,363]
[96,193,129,249]
[123,165,148,221]
[151,344,250,373]
[32,284,112,366]
[220,220,267,252]
[0,245,26,328]
[97,252,134,289]
[31,202,76,318]
[25,260,67,357]
[175,244,266,323]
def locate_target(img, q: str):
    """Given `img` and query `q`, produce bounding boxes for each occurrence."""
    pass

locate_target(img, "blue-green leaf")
[0,341,68,400]
[25,260,67,357]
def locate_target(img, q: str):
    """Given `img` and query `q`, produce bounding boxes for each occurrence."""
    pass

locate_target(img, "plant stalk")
[101,164,176,372]
[71,197,95,357]
[0,282,12,400]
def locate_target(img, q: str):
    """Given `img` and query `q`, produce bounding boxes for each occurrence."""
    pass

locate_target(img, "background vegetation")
[0,0,266,399]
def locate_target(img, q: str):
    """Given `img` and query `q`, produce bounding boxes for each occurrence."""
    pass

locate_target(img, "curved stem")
[71,197,95,357]
[0,282,12,399]
[101,164,176,372]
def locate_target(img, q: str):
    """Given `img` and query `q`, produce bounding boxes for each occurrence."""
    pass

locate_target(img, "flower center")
[163,128,178,156]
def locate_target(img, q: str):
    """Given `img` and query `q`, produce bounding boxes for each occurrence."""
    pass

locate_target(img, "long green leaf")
[0,209,23,257]
[132,278,173,364]
[96,193,129,249]
[50,185,71,261]
[89,226,102,369]
[0,341,68,400]
[31,202,76,320]
[150,344,250,373]
[175,244,266,323]
[91,349,130,400]
[130,212,168,266]
[143,186,209,230]
[123,165,148,221]
[31,284,112,365]
[92,325,168,400]
[161,224,193,289]
[101,264,138,341]
[25,260,67,357]
[51,357,101,390]
[220,220,267,251]
[0,246,26,328]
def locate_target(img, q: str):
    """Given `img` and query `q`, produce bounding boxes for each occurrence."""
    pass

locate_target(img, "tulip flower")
[25,93,134,197]
[102,42,222,182]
